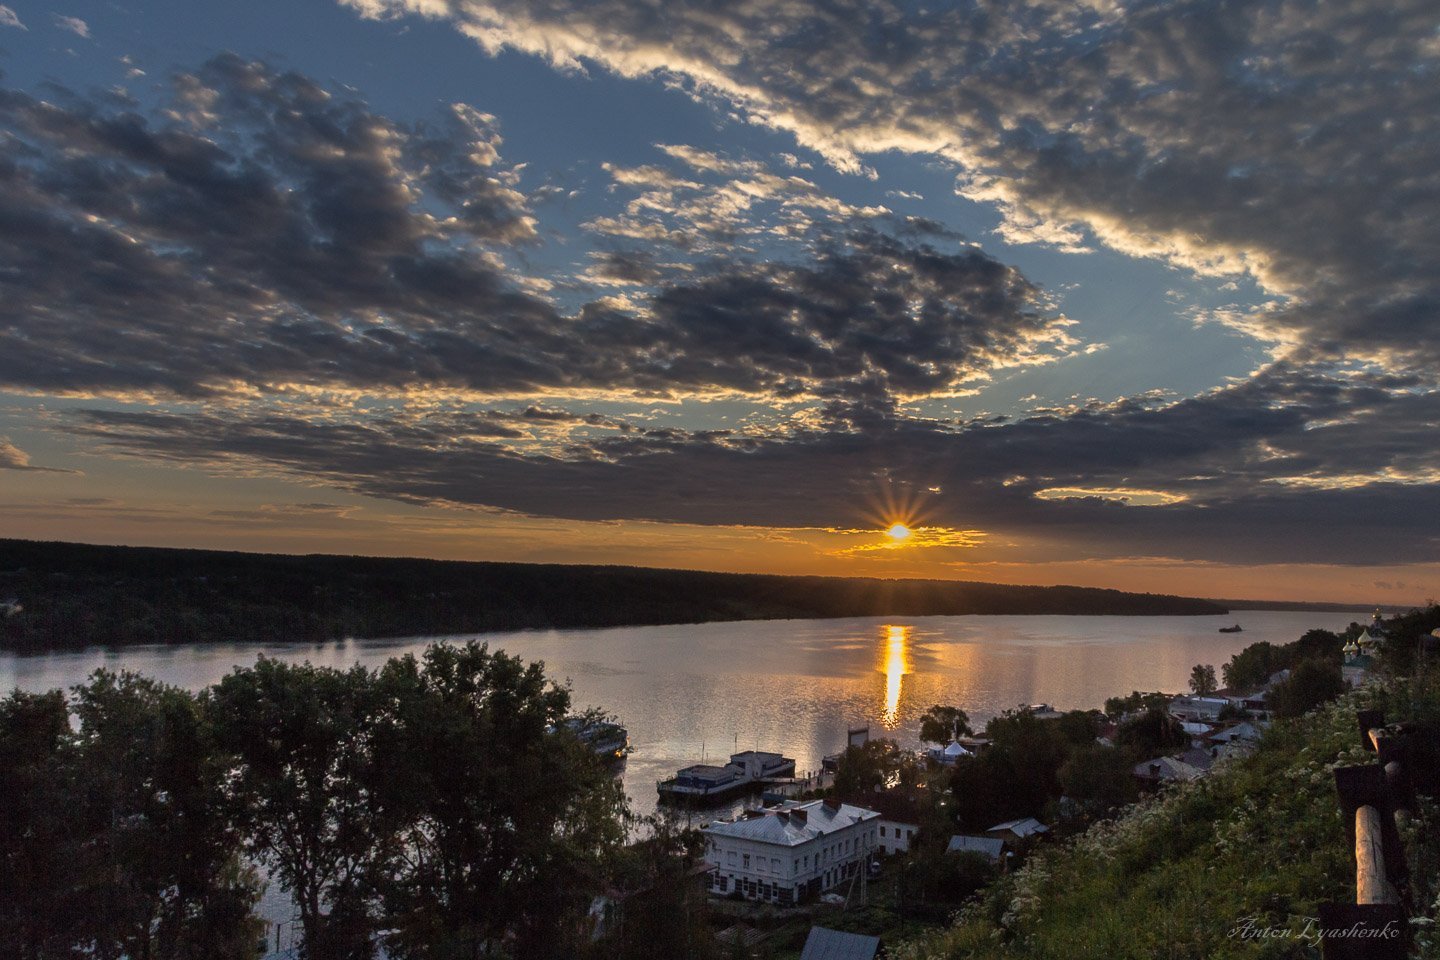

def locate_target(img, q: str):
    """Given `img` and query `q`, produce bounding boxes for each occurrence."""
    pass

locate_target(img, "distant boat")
[1219,624,1243,633]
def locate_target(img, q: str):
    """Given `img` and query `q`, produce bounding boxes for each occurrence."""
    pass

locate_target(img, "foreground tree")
[209,659,384,960]
[0,675,263,960]
[1189,664,1217,696]
[586,816,716,960]
[371,642,628,959]
[0,689,81,956]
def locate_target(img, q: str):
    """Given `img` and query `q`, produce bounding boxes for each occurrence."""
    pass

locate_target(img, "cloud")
[58,360,1440,566]
[0,5,25,29]
[589,145,889,252]
[0,438,77,473]
[341,0,1440,370]
[52,14,89,37]
[0,61,1070,405]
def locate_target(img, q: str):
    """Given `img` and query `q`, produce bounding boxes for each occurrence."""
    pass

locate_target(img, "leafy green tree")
[1270,658,1347,718]
[1115,709,1187,757]
[1,675,263,960]
[919,705,972,746]
[946,711,1079,829]
[832,737,907,797]
[370,642,628,960]
[1189,664,1217,696]
[1103,691,1172,719]
[587,816,716,960]
[209,658,383,960]
[71,671,264,960]
[1222,641,1283,690]
[0,689,81,956]
[1058,743,1139,814]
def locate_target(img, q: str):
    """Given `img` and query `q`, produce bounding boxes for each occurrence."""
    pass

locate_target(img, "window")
[772,858,780,872]
[793,858,799,872]
[880,826,887,837]
[742,854,750,869]
[727,851,736,866]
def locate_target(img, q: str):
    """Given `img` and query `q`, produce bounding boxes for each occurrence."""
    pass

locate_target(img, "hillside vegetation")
[0,538,1224,650]
[893,674,1440,960]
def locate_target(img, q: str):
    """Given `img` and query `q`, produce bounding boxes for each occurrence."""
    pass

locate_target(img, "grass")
[889,676,1440,960]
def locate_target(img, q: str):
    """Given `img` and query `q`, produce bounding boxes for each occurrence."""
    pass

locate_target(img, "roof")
[947,835,1005,862]
[1133,755,1204,781]
[679,764,736,779]
[704,799,880,847]
[799,926,881,960]
[1180,747,1215,771]
[1208,721,1263,743]
[986,817,1048,838]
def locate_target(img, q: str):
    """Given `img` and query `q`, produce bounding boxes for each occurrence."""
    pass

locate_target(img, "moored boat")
[657,749,796,803]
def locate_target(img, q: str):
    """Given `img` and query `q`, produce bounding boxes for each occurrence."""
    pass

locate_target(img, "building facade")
[703,799,881,904]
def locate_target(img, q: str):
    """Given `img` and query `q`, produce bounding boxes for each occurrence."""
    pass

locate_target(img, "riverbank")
[0,538,1227,650]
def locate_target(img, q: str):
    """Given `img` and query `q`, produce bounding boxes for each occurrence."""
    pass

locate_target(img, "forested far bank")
[0,539,1226,651]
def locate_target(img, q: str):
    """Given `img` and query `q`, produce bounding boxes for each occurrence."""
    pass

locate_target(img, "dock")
[657,749,796,804]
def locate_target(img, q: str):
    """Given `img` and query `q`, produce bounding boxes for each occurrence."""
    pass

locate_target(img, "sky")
[0,0,1436,604]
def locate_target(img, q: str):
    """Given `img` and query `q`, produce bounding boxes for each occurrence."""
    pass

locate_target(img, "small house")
[984,817,1049,843]
[947,834,1006,865]
[800,926,881,960]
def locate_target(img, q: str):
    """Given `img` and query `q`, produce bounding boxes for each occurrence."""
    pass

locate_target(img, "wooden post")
[1354,806,1398,905]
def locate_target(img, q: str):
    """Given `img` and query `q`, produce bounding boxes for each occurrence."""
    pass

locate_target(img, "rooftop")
[948,835,1006,862]
[800,926,881,960]
[704,799,880,846]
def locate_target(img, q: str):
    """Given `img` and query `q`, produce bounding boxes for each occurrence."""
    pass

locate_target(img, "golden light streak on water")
[880,623,912,728]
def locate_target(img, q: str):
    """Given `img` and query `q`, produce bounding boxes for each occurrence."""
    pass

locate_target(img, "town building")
[1168,695,1231,722]
[702,798,881,905]
[1133,755,1205,784]
[858,790,923,855]
[799,926,881,960]
[985,817,1049,843]
[947,834,1006,865]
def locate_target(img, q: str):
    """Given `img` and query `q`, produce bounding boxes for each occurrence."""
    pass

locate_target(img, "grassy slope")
[893,678,1440,960]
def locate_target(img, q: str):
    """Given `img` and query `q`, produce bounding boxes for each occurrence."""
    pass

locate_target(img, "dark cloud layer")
[348,0,1440,369]
[0,58,1065,402]
[64,361,1440,564]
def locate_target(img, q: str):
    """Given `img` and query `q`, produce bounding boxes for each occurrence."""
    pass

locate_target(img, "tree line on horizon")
[0,539,1225,651]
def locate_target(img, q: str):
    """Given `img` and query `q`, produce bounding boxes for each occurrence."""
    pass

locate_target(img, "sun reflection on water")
[880,624,912,728]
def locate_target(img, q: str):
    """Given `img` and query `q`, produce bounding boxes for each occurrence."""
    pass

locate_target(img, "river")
[2,609,1366,820]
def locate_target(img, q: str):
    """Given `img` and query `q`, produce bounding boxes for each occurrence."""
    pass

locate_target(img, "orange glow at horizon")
[880,623,912,728]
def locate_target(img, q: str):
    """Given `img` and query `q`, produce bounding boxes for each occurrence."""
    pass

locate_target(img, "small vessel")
[658,749,796,803]
[1219,624,1243,633]
[560,717,629,761]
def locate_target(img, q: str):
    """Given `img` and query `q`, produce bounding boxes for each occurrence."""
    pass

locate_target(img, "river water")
[2,609,1364,819]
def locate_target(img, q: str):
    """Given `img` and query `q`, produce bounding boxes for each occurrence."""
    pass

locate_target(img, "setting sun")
[886,523,912,541]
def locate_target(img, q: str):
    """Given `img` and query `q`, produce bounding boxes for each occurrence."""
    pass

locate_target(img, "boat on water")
[657,749,796,803]
[1219,624,1243,633]
[559,717,629,762]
